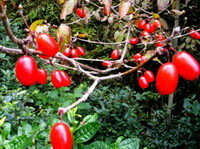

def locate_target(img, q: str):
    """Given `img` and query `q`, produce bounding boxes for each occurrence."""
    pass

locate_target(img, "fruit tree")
[0,0,199,148]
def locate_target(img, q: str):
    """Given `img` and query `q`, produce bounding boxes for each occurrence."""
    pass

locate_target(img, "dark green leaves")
[74,122,101,143]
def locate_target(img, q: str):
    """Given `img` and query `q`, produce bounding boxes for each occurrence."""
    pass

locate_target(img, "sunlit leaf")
[157,0,169,11]
[57,0,65,4]
[60,0,78,20]
[0,117,6,127]
[152,13,160,19]
[57,24,72,53]
[29,20,44,32]
[119,0,131,18]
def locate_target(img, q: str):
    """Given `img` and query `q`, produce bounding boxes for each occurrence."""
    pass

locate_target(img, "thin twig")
[58,79,99,114]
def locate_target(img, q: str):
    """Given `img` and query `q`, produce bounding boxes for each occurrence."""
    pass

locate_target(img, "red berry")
[189,30,200,39]
[132,53,142,62]
[140,56,148,63]
[144,70,155,83]
[156,63,179,95]
[76,8,85,18]
[130,37,139,45]
[71,49,79,58]
[153,19,162,28]
[36,48,50,59]
[138,76,149,89]
[111,49,120,59]
[76,46,85,56]
[36,33,59,57]
[172,52,200,80]
[63,47,72,57]
[51,70,71,88]
[15,56,38,86]
[141,31,150,37]
[102,61,112,67]
[144,23,155,33]
[137,20,146,29]
[50,122,73,149]
[155,34,165,47]
[37,69,47,85]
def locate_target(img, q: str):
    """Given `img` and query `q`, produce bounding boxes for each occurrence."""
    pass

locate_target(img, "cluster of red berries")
[138,70,155,89]
[138,19,162,37]
[15,33,72,88]
[63,46,85,58]
[156,51,199,95]
[132,53,147,64]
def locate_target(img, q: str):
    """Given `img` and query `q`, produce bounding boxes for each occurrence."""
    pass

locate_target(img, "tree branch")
[58,79,99,114]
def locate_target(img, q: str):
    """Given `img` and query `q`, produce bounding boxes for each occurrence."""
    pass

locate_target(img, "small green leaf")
[0,117,6,127]
[118,138,140,149]
[74,122,101,143]
[2,123,11,140]
[82,113,99,125]
[85,141,112,149]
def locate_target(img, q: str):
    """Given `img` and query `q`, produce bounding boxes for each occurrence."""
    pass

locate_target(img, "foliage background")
[0,0,200,148]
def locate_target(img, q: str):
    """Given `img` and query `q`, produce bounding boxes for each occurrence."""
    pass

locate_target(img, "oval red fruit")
[37,69,47,85]
[189,30,200,40]
[51,70,71,88]
[51,70,63,88]
[102,61,112,67]
[130,37,139,45]
[144,24,155,33]
[141,31,150,37]
[144,70,155,83]
[50,122,73,149]
[153,19,162,28]
[15,56,38,86]
[132,53,142,62]
[63,47,72,57]
[36,48,50,59]
[36,33,59,57]
[59,71,71,87]
[76,46,85,56]
[155,34,165,47]
[111,49,120,59]
[71,49,79,58]
[156,63,179,95]
[138,76,149,89]
[137,20,146,29]
[76,8,85,18]
[172,52,199,80]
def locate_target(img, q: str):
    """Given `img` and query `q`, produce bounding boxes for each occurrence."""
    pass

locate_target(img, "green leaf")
[74,122,101,143]
[85,141,112,149]
[3,135,33,149]
[77,102,92,110]
[0,117,6,127]
[118,138,140,149]
[2,123,11,140]
[81,113,99,125]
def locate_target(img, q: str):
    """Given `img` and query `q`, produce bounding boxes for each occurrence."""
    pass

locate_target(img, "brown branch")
[0,3,24,46]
